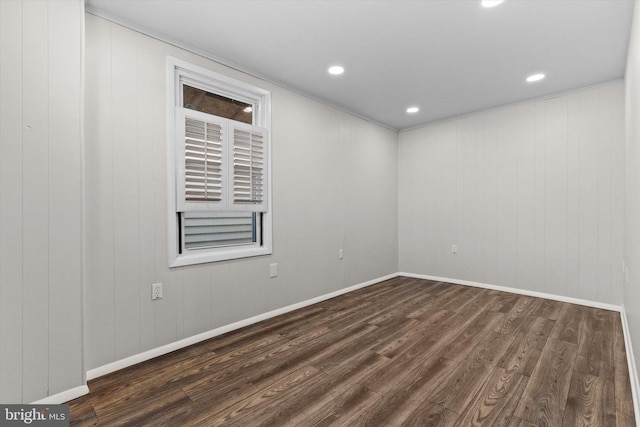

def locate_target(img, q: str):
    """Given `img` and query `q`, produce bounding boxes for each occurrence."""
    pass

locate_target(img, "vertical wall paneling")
[84,15,115,369]
[153,44,179,349]
[482,113,499,286]
[495,107,518,287]
[623,0,640,406]
[440,122,457,279]
[21,0,51,402]
[47,0,83,395]
[0,0,84,403]
[532,101,546,294]
[566,93,580,299]
[0,0,24,403]
[515,103,536,291]
[544,96,568,297]
[84,16,399,370]
[611,83,624,303]
[399,81,624,305]
[111,23,141,361]
[597,86,614,304]
[136,32,157,352]
[578,89,600,302]
[182,267,214,338]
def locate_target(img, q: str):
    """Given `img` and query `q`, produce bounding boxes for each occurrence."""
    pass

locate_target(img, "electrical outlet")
[151,283,163,300]
[451,244,458,254]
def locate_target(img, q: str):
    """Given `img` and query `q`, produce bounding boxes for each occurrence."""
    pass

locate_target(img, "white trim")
[399,272,622,312]
[620,305,640,426]
[87,272,400,381]
[166,57,273,267]
[31,385,89,404]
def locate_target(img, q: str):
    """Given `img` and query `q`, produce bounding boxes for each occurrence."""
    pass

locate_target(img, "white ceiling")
[86,0,634,130]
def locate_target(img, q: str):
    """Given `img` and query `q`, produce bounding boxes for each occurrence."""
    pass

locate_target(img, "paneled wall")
[84,14,398,371]
[0,0,84,403]
[624,0,640,391]
[399,81,624,305]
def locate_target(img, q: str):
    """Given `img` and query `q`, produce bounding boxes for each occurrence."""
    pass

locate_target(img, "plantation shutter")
[176,107,227,211]
[230,122,268,212]
[176,109,269,213]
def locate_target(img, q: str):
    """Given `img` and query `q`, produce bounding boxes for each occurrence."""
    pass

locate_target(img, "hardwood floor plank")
[439,286,486,311]
[362,321,460,394]
[442,290,502,329]
[406,285,465,319]
[497,315,555,376]
[507,416,538,426]
[575,307,616,380]
[412,308,456,327]
[616,411,637,427]
[440,310,505,361]
[562,371,616,427]
[494,296,542,335]
[311,319,412,373]
[181,327,335,402]
[273,351,388,426]
[308,383,383,427]
[530,298,564,320]
[401,402,459,427]
[372,312,453,359]
[486,290,522,313]
[514,338,578,426]
[67,398,98,427]
[431,331,516,414]
[91,385,193,426]
[85,341,216,395]
[242,324,378,389]
[367,289,437,327]
[613,312,635,417]
[454,367,528,427]
[198,366,324,426]
[67,277,634,426]
[344,356,458,426]
[550,303,582,344]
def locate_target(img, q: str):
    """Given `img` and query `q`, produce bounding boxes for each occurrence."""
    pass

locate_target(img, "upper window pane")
[183,85,253,125]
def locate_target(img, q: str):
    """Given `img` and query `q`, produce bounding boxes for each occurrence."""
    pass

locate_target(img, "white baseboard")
[32,385,89,404]
[620,305,640,426]
[87,272,400,381]
[400,272,622,312]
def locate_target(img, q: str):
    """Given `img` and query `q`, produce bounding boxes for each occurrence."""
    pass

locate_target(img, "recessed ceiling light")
[406,107,420,114]
[481,0,505,8]
[328,65,344,75]
[526,73,546,83]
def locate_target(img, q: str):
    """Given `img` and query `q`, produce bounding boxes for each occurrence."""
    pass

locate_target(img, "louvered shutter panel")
[230,122,268,212]
[183,211,255,250]
[176,108,227,211]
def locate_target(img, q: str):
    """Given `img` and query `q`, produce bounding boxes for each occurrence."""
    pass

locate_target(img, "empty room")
[2,0,640,425]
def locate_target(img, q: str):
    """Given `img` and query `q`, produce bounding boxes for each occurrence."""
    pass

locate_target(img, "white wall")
[624,0,640,397]
[399,81,625,305]
[0,0,84,403]
[84,14,398,371]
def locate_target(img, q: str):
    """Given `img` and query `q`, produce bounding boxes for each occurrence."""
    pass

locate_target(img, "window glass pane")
[183,85,253,124]
[183,211,256,250]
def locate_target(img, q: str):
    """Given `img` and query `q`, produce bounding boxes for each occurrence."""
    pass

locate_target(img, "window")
[167,57,272,267]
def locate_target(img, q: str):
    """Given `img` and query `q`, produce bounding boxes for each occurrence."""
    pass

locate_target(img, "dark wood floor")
[68,277,636,426]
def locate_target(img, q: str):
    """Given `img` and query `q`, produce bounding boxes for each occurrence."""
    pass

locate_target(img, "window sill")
[169,245,273,268]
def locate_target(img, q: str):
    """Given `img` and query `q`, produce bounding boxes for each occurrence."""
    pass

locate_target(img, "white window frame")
[167,57,272,267]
